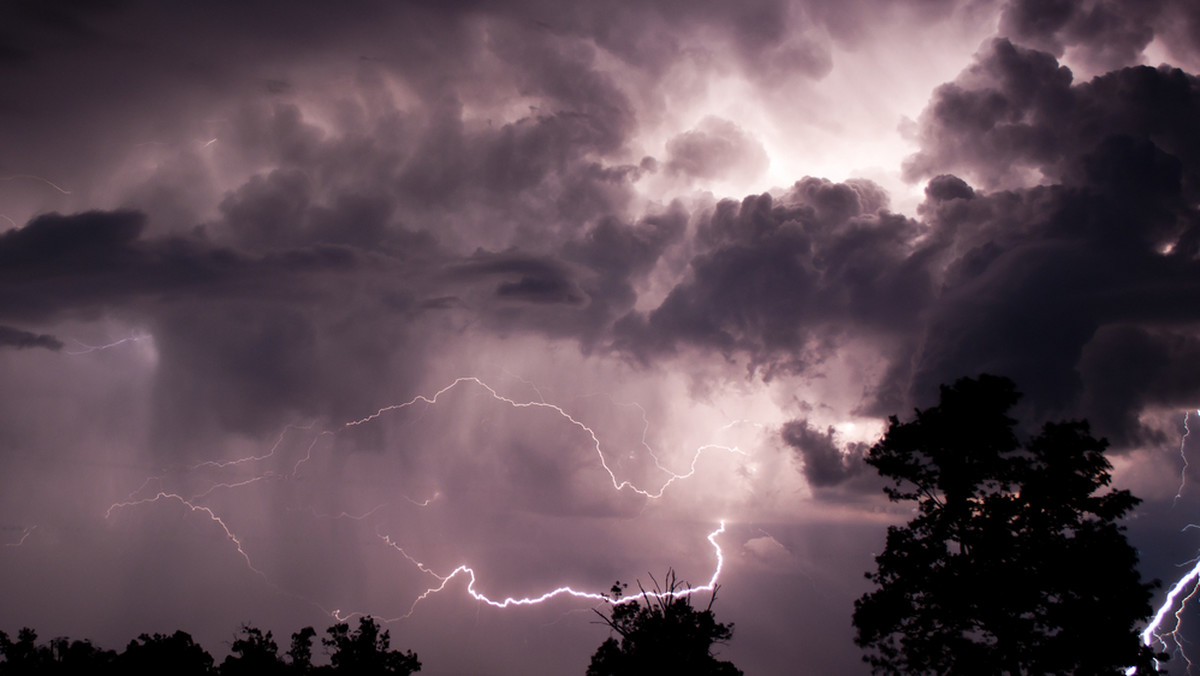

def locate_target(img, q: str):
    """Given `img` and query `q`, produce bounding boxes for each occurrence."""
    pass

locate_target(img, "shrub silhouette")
[587,570,741,676]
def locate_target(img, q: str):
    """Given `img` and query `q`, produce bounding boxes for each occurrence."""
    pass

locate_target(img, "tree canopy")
[587,571,742,676]
[322,616,420,676]
[853,374,1162,675]
[0,617,418,676]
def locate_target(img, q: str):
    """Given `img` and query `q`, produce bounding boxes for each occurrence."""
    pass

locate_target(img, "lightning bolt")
[104,376,742,623]
[4,525,36,547]
[348,377,743,499]
[292,504,390,521]
[190,424,314,471]
[105,492,266,580]
[65,332,149,355]
[0,174,72,194]
[1131,409,1200,675]
[1176,411,1193,506]
[718,419,767,432]
[349,521,728,623]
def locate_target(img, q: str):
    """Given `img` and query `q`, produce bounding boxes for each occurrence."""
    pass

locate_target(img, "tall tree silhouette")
[118,630,214,675]
[322,616,420,675]
[0,628,51,675]
[587,571,741,676]
[219,625,286,676]
[853,374,1162,675]
[287,626,316,673]
[0,627,117,676]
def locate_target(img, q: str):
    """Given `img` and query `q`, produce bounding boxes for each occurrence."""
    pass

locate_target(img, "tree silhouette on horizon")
[322,616,420,675]
[853,374,1162,675]
[0,617,421,676]
[587,570,742,676]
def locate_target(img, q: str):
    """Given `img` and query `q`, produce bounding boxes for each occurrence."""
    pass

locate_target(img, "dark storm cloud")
[512,0,834,83]
[0,0,848,227]
[615,178,931,375]
[441,209,686,352]
[1078,326,1200,447]
[781,419,866,488]
[880,40,1200,447]
[455,253,586,305]
[68,22,1191,481]
[0,208,398,448]
[997,0,1157,72]
[0,325,62,351]
[997,0,1200,73]
[0,209,362,322]
[904,39,1200,195]
[548,37,1200,488]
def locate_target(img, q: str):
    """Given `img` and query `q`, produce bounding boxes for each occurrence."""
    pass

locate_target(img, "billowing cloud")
[666,116,770,182]
[4,1,1200,674]
[781,419,866,488]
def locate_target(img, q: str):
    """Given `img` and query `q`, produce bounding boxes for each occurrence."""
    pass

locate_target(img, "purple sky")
[3,0,1200,673]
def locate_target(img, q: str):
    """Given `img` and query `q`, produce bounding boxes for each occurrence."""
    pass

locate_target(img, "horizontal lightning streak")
[354,521,728,622]
[295,504,389,521]
[348,377,742,499]
[0,174,71,194]
[190,425,310,471]
[65,333,147,355]
[188,473,281,500]
[105,376,741,623]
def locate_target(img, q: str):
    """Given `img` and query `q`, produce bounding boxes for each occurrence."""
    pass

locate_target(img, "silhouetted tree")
[0,628,52,675]
[220,625,287,676]
[853,374,1162,675]
[0,628,116,676]
[287,626,317,673]
[118,630,214,676]
[322,616,420,675]
[48,637,117,676]
[587,571,742,676]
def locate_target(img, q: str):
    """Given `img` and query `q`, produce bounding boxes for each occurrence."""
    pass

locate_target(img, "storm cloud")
[3,0,1200,674]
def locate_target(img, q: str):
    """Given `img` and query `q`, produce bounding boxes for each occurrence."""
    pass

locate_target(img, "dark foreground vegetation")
[0,580,736,676]
[854,374,1164,675]
[0,616,420,676]
[587,572,741,676]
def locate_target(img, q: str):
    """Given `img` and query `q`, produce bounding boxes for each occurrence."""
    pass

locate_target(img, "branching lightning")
[1131,409,1200,675]
[105,492,266,580]
[375,521,727,621]
[347,377,743,499]
[102,376,742,624]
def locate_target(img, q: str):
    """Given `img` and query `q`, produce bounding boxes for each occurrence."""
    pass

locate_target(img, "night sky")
[3,1,1200,673]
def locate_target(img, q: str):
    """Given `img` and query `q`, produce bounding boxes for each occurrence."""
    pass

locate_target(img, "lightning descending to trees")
[104,375,737,626]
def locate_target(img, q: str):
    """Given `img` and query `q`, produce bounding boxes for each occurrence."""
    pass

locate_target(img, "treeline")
[0,616,420,676]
